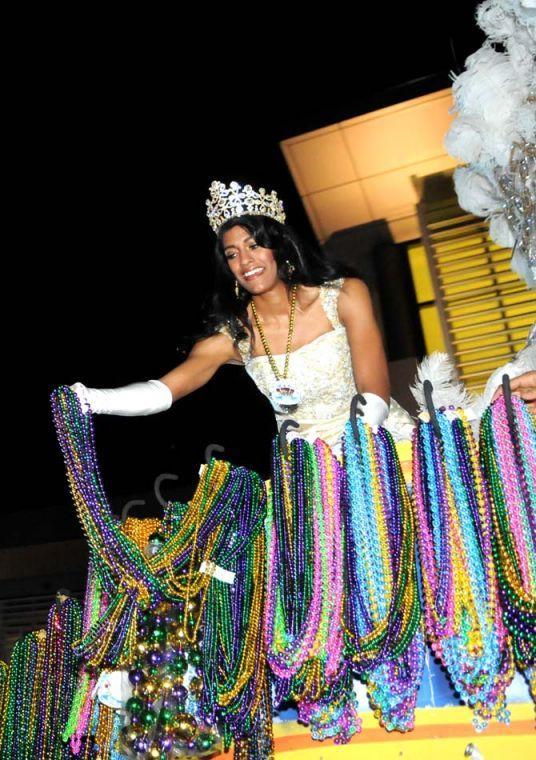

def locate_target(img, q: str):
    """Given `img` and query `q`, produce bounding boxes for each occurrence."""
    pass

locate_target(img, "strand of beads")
[296,664,362,744]
[233,677,274,760]
[51,387,170,666]
[264,435,359,743]
[451,410,514,724]
[64,561,109,755]
[412,407,514,729]
[342,417,424,732]
[0,635,28,757]
[51,386,267,671]
[201,529,269,754]
[0,660,7,725]
[118,465,267,757]
[480,393,536,671]
[34,596,83,759]
[52,384,269,758]
[0,630,47,759]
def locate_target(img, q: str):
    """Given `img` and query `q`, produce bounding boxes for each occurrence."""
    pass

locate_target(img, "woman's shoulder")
[321,275,368,296]
[320,277,370,328]
[215,320,249,365]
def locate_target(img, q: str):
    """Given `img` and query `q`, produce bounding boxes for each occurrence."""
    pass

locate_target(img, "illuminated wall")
[280,88,457,244]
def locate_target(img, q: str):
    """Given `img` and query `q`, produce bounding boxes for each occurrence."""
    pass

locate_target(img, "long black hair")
[188,214,357,351]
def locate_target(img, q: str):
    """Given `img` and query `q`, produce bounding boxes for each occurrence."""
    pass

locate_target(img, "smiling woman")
[69,180,415,456]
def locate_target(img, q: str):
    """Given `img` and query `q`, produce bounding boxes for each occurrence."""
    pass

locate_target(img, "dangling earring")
[285,259,296,277]
[234,280,240,298]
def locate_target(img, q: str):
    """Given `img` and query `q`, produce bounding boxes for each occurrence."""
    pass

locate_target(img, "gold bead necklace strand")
[250,284,298,379]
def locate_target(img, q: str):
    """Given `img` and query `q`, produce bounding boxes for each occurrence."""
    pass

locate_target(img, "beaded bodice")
[217,277,415,456]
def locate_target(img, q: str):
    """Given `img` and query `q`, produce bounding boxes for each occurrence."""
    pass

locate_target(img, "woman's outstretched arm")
[71,332,238,415]
[158,332,239,402]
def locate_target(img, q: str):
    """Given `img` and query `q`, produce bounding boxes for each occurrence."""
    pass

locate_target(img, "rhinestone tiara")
[206,180,286,233]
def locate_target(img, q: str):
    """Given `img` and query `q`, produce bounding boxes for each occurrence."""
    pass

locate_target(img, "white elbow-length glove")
[69,379,173,416]
[358,392,390,432]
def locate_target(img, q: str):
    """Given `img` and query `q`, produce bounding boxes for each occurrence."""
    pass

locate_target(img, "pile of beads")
[0,630,46,759]
[201,529,271,755]
[479,393,536,672]
[296,664,362,744]
[119,600,220,758]
[0,660,7,720]
[412,406,514,729]
[0,596,82,759]
[51,387,267,665]
[342,417,424,732]
[51,385,269,758]
[264,435,359,743]
[63,560,109,754]
[35,596,83,758]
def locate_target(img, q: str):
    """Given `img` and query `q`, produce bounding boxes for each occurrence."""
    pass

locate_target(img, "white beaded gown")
[216,277,415,460]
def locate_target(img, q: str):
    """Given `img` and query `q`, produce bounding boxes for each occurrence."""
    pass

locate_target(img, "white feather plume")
[443,117,484,163]
[410,352,476,413]
[477,0,517,40]
[506,33,536,82]
[515,1,536,32]
[451,46,528,127]
[489,213,516,246]
[511,247,536,286]
[453,166,501,216]
[445,0,535,289]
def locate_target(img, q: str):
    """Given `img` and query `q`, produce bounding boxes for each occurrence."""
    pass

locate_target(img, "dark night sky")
[8,4,485,542]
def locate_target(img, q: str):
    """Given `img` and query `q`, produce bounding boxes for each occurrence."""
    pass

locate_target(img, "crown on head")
[206,180,286,234]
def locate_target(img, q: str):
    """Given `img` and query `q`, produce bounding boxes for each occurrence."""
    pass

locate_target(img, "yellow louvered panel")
[414,183,535,394]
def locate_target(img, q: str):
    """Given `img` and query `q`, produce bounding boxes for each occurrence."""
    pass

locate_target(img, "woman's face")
[222,224,280,293]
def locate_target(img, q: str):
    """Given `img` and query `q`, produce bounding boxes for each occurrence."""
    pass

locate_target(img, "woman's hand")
[70,382,93,414]
[69,379,173,416]
[491,370,536,415]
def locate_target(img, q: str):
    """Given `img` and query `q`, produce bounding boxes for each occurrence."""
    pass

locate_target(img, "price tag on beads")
[199,560,235,585]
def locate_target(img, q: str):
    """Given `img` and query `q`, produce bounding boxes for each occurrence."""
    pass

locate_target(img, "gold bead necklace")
[250,284,298,380]
[250,285,302,414]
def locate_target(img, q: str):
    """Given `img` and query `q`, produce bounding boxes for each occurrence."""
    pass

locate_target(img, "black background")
[7,4,485,542]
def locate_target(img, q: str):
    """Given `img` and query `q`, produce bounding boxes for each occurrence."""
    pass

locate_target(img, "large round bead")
[119,723,141,747]
[196,732,216,752]
[189,676,203,697]
[172,712,198,742]
[188,648,202,667]
[158,707,174,727]
[171,683,188,703]
[163,644,181,663]
[158,732,174,752]
[126,696,144,716]
[151,626,166,644]
[128,668,145,686]
[147,648,163,667]
[168,655,187,676]
[132,735,150,754]
[160,674,173,691]
[141,708,157,727]
[141,677,158,698]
